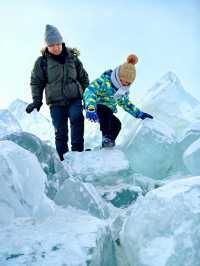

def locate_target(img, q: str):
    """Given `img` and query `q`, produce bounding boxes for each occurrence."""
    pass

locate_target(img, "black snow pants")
[96,104,121,141]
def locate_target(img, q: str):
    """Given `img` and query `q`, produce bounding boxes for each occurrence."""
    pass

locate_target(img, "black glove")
[138,111,153,120]
[26,102,42,114]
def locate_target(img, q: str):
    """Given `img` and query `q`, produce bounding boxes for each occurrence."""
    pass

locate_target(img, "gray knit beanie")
[44,24,63,46]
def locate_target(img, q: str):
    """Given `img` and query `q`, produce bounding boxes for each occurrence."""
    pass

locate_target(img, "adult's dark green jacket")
[30,44,89,106]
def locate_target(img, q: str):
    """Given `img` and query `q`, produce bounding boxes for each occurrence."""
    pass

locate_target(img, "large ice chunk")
[0,207,116,266]
[0,109,21,138]
[0,140,53,225]
[171,121,200,174]
[178,121,200,150]
[183,138,200,175]
[2,131,68,199]
[63,149,130,185]
[9,99,54,145]
[140,72,200,135]
[54,178,109,219]
[121,176,200,266]
[122,119,177,179]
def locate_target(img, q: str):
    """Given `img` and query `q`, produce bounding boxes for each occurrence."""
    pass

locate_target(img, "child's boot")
[102,136,115,148]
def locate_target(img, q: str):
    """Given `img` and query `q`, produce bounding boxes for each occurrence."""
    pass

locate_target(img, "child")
[83,54,153,148]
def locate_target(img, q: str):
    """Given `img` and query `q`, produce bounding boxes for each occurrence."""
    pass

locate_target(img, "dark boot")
[71,143,84,152]
[102,136,115,148]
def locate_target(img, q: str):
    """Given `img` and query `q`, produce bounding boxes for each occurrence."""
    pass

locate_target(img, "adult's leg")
[68,99,84,151]
[50,106,68,160]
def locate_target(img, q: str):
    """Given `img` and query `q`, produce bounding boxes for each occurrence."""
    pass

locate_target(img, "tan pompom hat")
[119,54,138,83]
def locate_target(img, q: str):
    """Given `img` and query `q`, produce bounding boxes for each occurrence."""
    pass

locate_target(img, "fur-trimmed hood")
[40,43,80,57]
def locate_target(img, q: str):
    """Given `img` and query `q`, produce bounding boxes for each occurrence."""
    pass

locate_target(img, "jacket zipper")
[62,64,65,98]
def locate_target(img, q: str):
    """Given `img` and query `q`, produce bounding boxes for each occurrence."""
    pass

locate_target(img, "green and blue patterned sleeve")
[83,79,102,110]
[117,96,141,118]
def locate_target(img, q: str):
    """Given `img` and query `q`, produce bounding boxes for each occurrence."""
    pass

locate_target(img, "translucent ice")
[171,121,200,174]
[0,109,21,138]
[2,131,68,199]
[62,149,130,185]
[178,121,200,151]
[84,119,102,149]
[140,72,200,135]
[121,176,200,266]
[0,207,116,266]
[183,138,200,175]
[100,183,142,209]
[54,178,109,219]
[0,140,53,225]
[9,99,54,145]
[122,119,177,179]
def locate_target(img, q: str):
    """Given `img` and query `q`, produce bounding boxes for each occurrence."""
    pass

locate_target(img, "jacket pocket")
[66,60,77,80]
[63,80,81,100]
[47,63,62,83]
[45,81,63,103]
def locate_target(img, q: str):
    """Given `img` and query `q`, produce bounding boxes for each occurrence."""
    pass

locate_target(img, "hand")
[26,102,42,114]
[138,111,153,120]
[86,109,98,122]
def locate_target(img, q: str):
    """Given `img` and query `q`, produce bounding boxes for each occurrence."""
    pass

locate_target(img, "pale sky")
[0,0,199,115]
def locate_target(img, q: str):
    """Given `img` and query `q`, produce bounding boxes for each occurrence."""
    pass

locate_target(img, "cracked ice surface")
[0,207,116,266]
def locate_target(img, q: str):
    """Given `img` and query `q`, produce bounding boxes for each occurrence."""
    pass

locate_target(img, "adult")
[26,24,89,160]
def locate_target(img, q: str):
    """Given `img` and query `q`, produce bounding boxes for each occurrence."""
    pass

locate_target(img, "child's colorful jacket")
[83,70,141,118]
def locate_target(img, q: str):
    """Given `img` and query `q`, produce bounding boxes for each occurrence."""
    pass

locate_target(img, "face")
[120,78,132,86]
[47,43,63,55]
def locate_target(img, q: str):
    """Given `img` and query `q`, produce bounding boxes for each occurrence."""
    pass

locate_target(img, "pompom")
[127,54,138,65]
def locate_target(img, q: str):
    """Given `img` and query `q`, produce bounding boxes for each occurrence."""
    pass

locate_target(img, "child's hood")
[100,69,113,81]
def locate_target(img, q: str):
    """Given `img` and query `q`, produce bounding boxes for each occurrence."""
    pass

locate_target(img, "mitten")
[138,111,153,120]
[86,108,98,122]
[26,102,42,113]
